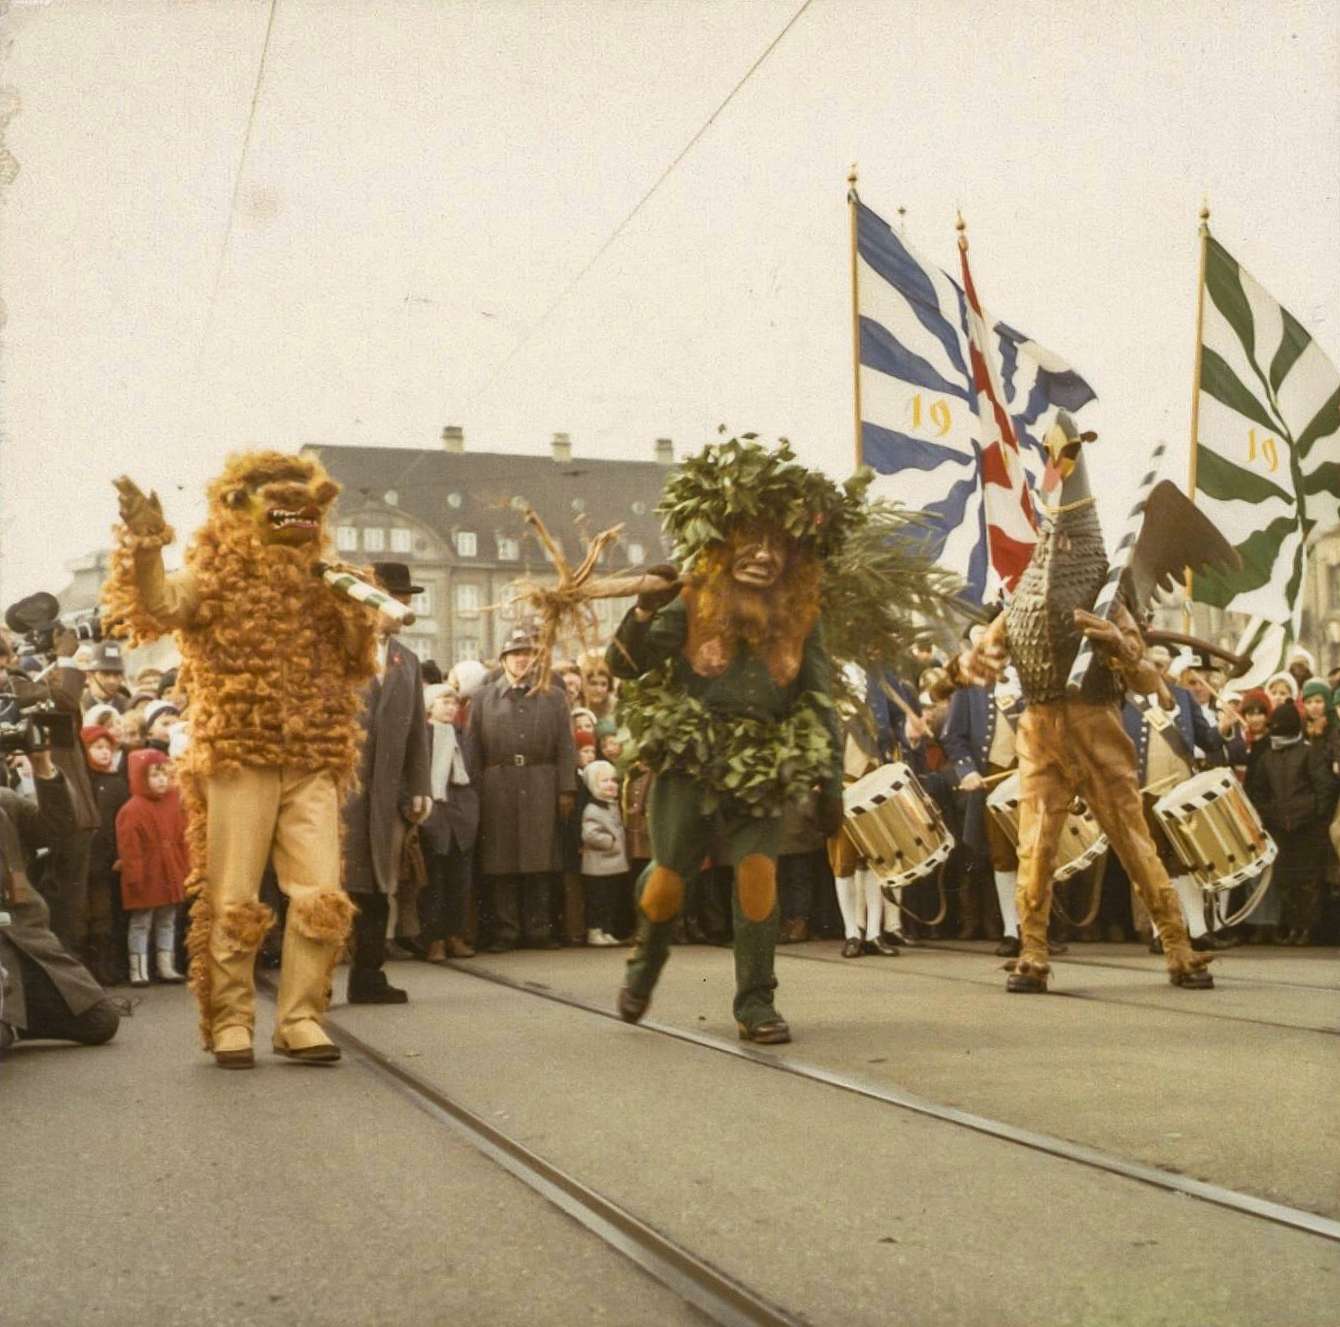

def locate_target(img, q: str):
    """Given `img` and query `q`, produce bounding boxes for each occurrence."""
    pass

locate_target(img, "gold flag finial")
[847,162,858,187]
[955,209,967,251]
[1198,196,1211,236]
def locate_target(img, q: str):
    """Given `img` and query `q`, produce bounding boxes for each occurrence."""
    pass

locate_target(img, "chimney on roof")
[441,425,465,453]
[551,431,573,463]
[654,437,674,465]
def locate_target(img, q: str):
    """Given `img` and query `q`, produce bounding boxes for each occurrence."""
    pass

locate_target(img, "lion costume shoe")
[103,451,378,1065]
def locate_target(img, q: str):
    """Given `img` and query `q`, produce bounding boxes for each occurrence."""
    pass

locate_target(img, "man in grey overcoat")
[1,747,120,1055]
[468,629,576,951]
[342,562,431,1004]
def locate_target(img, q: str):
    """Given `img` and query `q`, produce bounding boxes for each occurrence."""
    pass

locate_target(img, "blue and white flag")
[853,196,1098,603]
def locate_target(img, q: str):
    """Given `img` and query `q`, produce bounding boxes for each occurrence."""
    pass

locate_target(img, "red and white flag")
[958,239,1037,591]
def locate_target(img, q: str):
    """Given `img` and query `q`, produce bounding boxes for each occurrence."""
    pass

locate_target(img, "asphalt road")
[4,941,1337,1326]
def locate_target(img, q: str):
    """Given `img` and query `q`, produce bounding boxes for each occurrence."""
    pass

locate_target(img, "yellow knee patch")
[737,854,776,922]
[640,867,685,923]
[215,901,275,955]
[289,890,356,945]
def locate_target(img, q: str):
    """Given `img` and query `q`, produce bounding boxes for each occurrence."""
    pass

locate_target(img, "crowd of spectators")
[4,584,1338,1058]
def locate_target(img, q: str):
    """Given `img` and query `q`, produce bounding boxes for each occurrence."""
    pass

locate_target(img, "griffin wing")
[1119,481,1242,617]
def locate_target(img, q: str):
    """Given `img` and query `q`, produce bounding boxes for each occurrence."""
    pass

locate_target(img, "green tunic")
[608,599,842,812]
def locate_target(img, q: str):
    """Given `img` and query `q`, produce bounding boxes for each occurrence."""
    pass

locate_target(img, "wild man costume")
[103,452,378,1067]
[609,437,881,1043]
[959,415,1241,994]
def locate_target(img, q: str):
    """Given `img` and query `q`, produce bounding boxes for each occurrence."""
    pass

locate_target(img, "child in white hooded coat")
[580,760,627,947]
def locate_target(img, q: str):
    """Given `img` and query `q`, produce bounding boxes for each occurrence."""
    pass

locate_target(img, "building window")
[454,638,481,663]
[455,531,477,557]
[456,584,480,614]
[336,526,358,551]
[627,541,645,565]
[414,618,439,636]
[411,588,433,614]
[497,536,520,562]
[390,527,412,554]
[363,527,385,552]
[1328,564,1340,611]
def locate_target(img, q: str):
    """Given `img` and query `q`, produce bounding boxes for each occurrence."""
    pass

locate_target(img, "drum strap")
[1048,850,1107,929]
[1130,693,1196,770]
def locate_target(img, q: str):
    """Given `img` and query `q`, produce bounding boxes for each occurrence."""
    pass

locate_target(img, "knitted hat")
[448,659,488,699]
[84,703,120,730]
[1265,670,1298,699]
[424,682,458,709]
[584,759,616,798]
[1239,689,1272,716]
[144,699,180,730]
[570,706,597,729]
[1300,678,1331,703]
[574,729,596,750]
[80,724,116,772]
[1269,703,1301,738]
[594,718,618,740]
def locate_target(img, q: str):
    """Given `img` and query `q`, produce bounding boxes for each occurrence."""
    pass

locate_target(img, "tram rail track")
[437,959,1340,1247]
[778,947,1340,1038]
[255,978,803,1327]
[920,939,1340,994]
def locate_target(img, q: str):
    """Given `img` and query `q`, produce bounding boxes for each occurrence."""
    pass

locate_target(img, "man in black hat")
[80,640,131,714]
[467,628,577,951]
[342,562,431,1003]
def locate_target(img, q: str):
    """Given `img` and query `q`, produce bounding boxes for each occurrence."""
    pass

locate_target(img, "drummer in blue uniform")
[1119,645,1228,952]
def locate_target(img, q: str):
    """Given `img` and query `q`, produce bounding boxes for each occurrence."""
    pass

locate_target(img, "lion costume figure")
[102,451,378,1068]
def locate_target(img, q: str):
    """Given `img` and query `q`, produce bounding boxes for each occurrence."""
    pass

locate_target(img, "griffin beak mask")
[225,465,338,548]
[1040,414,1097,497]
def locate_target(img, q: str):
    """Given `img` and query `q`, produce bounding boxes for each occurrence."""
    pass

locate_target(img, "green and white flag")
[1191,233,1340,627]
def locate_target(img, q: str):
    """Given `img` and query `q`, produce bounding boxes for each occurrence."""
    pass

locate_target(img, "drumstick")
[1139,771,1186,797]
[956,768,1015,792]
[1199,677,1247,733]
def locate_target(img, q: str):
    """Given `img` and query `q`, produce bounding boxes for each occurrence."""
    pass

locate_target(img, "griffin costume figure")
[103,453,379,1067]
[609,437,859,1043]
[961,414,1241,993]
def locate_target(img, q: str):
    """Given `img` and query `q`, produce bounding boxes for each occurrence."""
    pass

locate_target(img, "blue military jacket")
[941,683,1025,785]
[1119,683,1225,783]
[940,682,1024,855]
[866,669,924,768]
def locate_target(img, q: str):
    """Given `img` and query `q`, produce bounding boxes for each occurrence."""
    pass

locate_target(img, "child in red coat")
[115,749,189,986]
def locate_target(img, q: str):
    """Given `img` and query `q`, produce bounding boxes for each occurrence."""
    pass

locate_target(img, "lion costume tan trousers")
[1013,701,1206,982]
[197,767,354,1052]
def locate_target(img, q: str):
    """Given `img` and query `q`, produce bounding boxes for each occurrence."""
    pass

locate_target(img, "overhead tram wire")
[381,0,817,501]
[189,0,279,390]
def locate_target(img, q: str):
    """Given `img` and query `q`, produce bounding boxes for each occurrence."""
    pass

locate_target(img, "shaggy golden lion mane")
[681,524,821,687]
[102,449,378,1045]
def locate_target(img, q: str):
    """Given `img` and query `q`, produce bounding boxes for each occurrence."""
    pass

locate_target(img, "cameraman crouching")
[0,745,119,1056]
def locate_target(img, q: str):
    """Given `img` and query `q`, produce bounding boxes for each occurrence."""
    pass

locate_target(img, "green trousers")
[624,773,783,1030]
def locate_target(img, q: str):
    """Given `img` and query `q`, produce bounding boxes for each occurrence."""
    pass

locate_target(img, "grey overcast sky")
[1,0,1337,600]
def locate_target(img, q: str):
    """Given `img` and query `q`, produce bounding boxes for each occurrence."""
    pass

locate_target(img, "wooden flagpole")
[1184,200,1211,629]
[848,164,863,471]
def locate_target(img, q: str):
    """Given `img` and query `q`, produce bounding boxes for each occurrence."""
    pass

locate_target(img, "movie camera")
[3,591,102,661]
